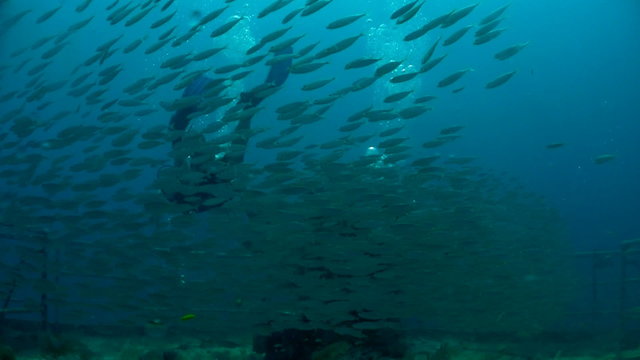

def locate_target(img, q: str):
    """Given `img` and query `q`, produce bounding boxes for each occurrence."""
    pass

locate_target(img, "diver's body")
[162,47,293,212]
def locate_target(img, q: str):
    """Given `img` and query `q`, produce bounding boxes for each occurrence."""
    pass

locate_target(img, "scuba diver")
[160,46,293,213]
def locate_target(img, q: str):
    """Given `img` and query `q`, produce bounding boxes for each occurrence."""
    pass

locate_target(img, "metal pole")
[591,251,598,328]
[617,245,627,360]
[40,244,49,332]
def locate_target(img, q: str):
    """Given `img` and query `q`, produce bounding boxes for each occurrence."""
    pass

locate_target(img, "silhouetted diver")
[162,46,293,213]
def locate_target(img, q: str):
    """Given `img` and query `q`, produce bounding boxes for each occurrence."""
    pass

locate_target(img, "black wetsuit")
[164,47,293,212]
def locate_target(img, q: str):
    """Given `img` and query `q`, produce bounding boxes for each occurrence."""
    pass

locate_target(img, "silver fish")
[390,0,418,20]
[314,34,362,59]
[30,35,56,50]
[160,53,193,69]
[68,16,94,32]
[96,35,124,53]
[420,54,447,73]
[389,71,420,84]
[197,5,229,27]
[243,53,268,66]
[398,105,430,119]
[396,0,424,25]
[144,37,173,54]
[414,95,437,103]
[2,9,32,30]
[76,0,93,13]
[123,37,146,54]
[214,63,244,74]
[441,3,478,28]
[282,7,303,24]
[36,6,62,24]
[266,53,297,66]
[326,13,366,30]
[161,0,175,12]
[297,41,320,58]
[421,37,440,64]
[475,17,503,37]
[345,57,381,70]
[290,61,328,74]
[443,25,472,46]
[192,46,226,61]
[125,5,155,27]
[210,16,244,38]
[440,125,464,135]
[374,60,403,77]
[151,10,177,29]
[339,121,365,132]
[158,25,178,40]
[301,0,332,17]
[479,4,510,25]
[41,42,68,60]
[259,26,293,46]
[384,90,413,103]
[110,4,138,25]
[437,68,472,87]
[148,71,183,90]
[485,70,516,89]
[259,0,294,19]
[403,17,442,42]
[270,34,306,53]
[301,77,335,91]
[379,126,403,137]
[474,28,506,45]
[106,0,120,11]
[351,76,377,92]
[494,42,529,60]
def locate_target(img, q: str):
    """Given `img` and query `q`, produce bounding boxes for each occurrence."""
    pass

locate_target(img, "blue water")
[1,0,639,345]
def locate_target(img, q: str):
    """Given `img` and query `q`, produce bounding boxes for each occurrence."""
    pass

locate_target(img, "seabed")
[1,322,639,360]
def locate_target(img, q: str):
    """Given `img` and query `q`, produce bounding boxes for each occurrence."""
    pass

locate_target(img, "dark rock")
[254,329,344,360]
[0,345,16,360]
[163,350,180,360]
[139,349,181,360]
[254,327,407,360]
[361,328,407,358]
[39,333,93,360]
[139,350,163,360]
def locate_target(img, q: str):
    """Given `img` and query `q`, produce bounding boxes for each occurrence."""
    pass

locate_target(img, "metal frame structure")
[2,221,639,353]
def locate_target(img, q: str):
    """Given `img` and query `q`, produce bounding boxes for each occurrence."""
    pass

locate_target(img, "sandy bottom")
[1,330,637,360]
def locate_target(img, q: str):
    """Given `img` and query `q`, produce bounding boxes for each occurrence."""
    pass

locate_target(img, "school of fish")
[0,0,576,338]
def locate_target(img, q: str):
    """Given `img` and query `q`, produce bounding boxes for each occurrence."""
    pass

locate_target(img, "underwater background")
[0,0,639,359]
